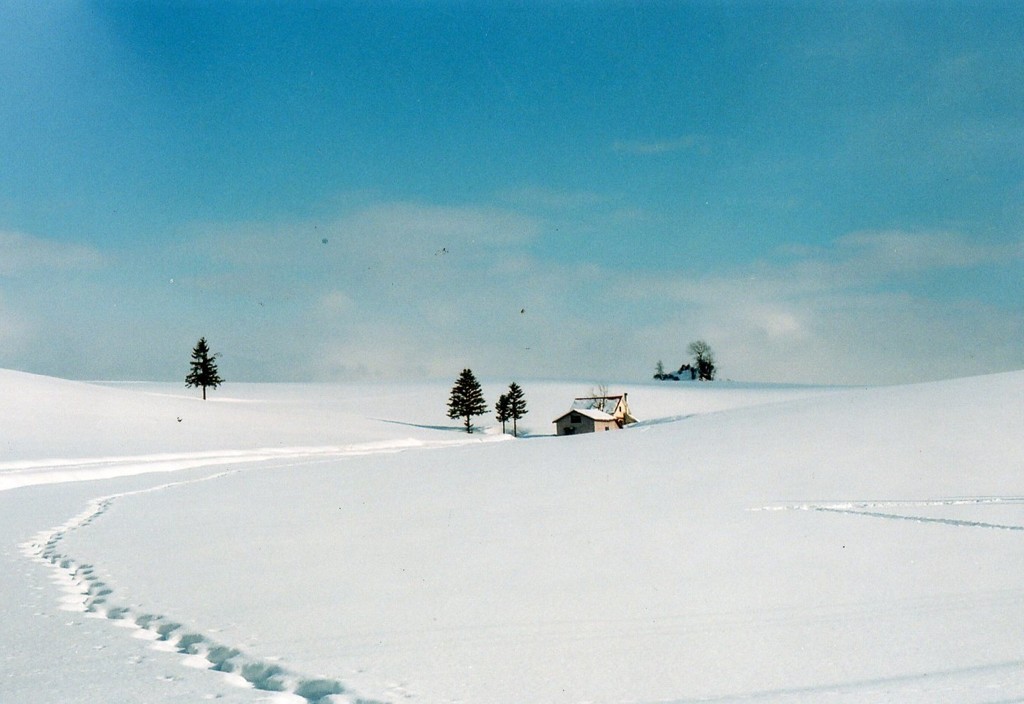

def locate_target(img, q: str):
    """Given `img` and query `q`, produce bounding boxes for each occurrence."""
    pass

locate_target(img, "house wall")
[555,415,618,435]
[556,414,594,435]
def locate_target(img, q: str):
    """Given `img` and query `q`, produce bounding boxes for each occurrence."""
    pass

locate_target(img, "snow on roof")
[554,407,616,422]
[574,407,615,421]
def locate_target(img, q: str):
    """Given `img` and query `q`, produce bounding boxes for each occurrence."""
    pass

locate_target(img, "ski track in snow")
[756,496,1024,532]
[0,435,507,492]
[15,438,505,704]
[813,506,1024,531]
[651,658,1024,703]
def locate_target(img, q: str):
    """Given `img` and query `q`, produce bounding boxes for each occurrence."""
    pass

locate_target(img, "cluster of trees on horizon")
[183,338,713,421]
[655,340,717,382]
[183,341,528,438]
[184,342,528,438]
[447,368,527,436]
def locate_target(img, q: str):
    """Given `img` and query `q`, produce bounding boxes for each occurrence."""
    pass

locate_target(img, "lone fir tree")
[495,393,511,434]
[506,381,528,437]
[185,337,223,400]
[447,368,487,433]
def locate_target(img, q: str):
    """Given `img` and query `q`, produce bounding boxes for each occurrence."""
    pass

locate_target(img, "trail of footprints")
[20,494,383,704]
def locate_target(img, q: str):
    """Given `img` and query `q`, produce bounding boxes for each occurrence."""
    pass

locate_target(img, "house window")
[570,413,581,424]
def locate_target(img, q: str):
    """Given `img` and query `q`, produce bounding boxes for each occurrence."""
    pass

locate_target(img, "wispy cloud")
[639,229,1023,304]
[0,230,104,275]
[189,201,541,270]
[627,230,1023,384]
[0,294,31,356]
[3,207,1019,386]
[319,289,355,315]
[166,219,1024,384]
[833,230,1023,273]
[611,135,708,155]
[342,202,540,250]
[496,187,607,211]
[750,229,1024,297]
[293,224,1024,385]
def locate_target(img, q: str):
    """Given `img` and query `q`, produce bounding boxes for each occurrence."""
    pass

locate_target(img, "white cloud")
[626,230,1023,384]
[186,201,541,274]
[649,230,1022,305]
[320,290,355,315]
[0,295,31,356]
[342,202,540,252]
[7,209,1015,387]
[0,230,103,275]
[833,230,1023,274]
[218,222,1021,384]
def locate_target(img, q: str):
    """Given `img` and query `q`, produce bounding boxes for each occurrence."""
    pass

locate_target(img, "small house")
[553,394,637,436]
[654,363,698,381]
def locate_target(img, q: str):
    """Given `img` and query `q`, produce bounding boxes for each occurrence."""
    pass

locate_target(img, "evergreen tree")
[506,381,528,437]
[185,337,223,400]
[495,393,511,434]
[447,368,487,433]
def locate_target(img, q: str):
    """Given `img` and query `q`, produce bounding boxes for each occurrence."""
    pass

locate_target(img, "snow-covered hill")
[1,370,1022,703]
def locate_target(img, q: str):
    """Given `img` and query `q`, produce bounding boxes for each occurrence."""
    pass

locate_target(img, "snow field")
[2,369,1023,703]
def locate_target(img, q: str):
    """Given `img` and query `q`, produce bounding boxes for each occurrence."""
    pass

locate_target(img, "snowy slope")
[2,370,1022,704]
[0,369,834,489]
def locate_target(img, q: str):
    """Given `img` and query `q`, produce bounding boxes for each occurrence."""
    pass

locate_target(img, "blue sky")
[1,1,1021,385]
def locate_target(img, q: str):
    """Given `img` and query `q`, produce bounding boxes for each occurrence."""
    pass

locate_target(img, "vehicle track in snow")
[15,439,502,704]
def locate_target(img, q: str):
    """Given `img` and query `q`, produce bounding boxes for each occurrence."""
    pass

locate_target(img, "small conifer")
[495,393,511,434]
[506,382,528,437]
[447,368,487,433]
[185,337,223,400]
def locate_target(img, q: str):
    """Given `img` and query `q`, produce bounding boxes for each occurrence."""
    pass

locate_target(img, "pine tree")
[495,393,511,434]
[447,368,487,433]
[506,381,528,437]
[185,337,224,400]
